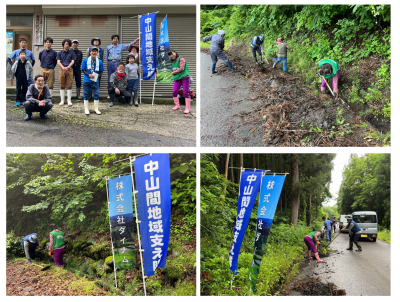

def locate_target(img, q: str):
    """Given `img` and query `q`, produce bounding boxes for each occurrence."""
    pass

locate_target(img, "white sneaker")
[67,90,72,106]
[59,90,65,106]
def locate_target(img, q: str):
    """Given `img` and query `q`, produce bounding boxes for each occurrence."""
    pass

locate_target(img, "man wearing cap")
[342,216,362,252]
[81,47,105,115]
[21,233,39,264]
[39,37,58,97]
[272,38,290,72]
[202,30,236,74]
[7,37,36,91]
[56,39,76,106]
[106,35,140,95]
[71,39,83,100]
[251,34,265,65]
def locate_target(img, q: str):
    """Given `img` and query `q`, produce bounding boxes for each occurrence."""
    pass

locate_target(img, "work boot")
[49,89,53,97]
[67,90,73,106]
[347,242,353,250]
[59,90,65,105]
[355,247,362,252]
[255,58,259,65]
[76,87,83,100]
[134,91,138,107]
[128,90,134,106]
[109,94,115,107]
[259,56,263,64]
[273,62,277,69]
[314,252,323,263]
[94,100,101,115]
[184,98,191,114]
[84,100,90,115]
[172,97,180,110]
[26,259,31,264]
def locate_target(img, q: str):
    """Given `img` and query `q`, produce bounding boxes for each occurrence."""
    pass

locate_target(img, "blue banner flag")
[229,170,264,275]
[156,16,173,84]
[108,175,136,269]
[134,154,171,276]
[249,174,286,293]
[140,13,157,80]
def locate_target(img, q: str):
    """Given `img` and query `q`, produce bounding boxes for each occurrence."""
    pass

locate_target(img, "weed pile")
[284,278,346,296]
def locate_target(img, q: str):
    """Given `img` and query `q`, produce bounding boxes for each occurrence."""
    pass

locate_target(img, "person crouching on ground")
[49,224,65,268]
[125,55,141,107]
[56,39,76,106]
[342,216,362,252]
[81,47,105,115]
[21,233,38,264]
[11,49,32,106]
[169,50,192,113]
[203,30,236,74]
[304,230,324,263]
[251,34,265,65]
[24,74,54,120]
[108,62,131,107]
[273,38,290,72]
[318,58,341,99]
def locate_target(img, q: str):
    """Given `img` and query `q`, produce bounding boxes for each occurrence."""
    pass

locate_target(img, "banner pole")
[129,156,147,296]
[138,15,142,104]
[152,76,156,106]
[106,177,118,288]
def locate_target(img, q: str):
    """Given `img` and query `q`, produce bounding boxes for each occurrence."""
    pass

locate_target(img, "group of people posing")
[203,30,341,99]
[8,35,192,120]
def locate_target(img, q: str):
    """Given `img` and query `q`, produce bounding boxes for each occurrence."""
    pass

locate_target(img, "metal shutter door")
[121,14,196,98]
[46,15,118,96]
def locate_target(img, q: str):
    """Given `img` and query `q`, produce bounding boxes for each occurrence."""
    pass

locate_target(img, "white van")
[339,215,350,232]
[352,211,378,242]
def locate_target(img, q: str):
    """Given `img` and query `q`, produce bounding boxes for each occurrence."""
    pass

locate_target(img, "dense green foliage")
[201,5,391,121]
[200,154,334,295]
[337,153,390,228]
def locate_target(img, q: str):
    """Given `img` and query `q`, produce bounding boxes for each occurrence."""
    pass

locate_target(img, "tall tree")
[290,154,299,225]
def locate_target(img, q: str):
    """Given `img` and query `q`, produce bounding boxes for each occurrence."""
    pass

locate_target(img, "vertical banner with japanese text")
[229,170,263,275]
[249,174,286,293]
[156,16,173,84]
[135,154,171,276]
[140,13,157,80]
[108,175,136,269]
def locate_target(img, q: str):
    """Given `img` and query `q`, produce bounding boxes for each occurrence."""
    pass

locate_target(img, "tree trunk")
[279,154,283,212]
[308,195,312,227]
[230,155,234,182]
[236,154,241,184]
[290,154,299,226]
[253,154,256,169]
[224,154,230,179]
[316,199,318,220]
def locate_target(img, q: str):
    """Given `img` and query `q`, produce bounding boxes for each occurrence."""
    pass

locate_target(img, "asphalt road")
[293,230,390,296]
[200,52,264,147]
[6,100,196,147]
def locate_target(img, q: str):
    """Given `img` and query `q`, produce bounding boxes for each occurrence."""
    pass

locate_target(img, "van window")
[353,215,377,223]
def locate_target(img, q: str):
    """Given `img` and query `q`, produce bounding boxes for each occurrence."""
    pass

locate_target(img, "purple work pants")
[304,236,317,253]
[53,247,65,267]
[172,76,190,98]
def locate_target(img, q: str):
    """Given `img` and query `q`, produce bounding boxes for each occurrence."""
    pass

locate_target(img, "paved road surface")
[293,230,390,296]
[200,52,264,147]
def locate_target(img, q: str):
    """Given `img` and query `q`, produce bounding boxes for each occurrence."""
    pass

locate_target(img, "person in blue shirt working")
[39,37,58,97]
[21,233,39,264]
[251,34,265,65]
[323,216,333,242]
[106,35,140,95]
[7,37,35,88]
[81,47,105,115]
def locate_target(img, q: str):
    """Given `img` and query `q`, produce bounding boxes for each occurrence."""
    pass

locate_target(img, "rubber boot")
[346,242,353,250]
[49,89,53,97]
[94,100,101,115]
[134,91,138,107]
[184,98,191,114]
[109,93,115,107]
[128,90,134,106]
[172,97,180,110]
[76,87,83,100]
[254,58,259,65]
[84,100,90,115]
[272,61,277,69]
[59,89,65,106]
[211,62,217,74]
[314,252,323,263]
[259,55,263,64]
[226,60,236,70]
[355,243,362,252]
[308,250,312,261]
[67,90,73,106]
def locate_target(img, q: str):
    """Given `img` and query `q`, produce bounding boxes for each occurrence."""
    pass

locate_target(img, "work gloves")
[333,92,338,98]
[318,69,324,76]
[317,241,321,245]
[48,250,51,256]
[262,51,265,55]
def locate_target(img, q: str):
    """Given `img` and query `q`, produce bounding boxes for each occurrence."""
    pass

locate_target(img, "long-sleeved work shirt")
[8,48,35,66]
[39,48,58,69]
[106,41,136,61]
[56,49,76,67]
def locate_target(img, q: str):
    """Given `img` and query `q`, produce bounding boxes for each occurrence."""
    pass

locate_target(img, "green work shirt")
[50,230,65,249]
[318,59,339,79]
[307,231,321,245]
[171,57,191,81]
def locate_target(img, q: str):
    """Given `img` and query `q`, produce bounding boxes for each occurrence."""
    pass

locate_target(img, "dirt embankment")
[201,44,389,147]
